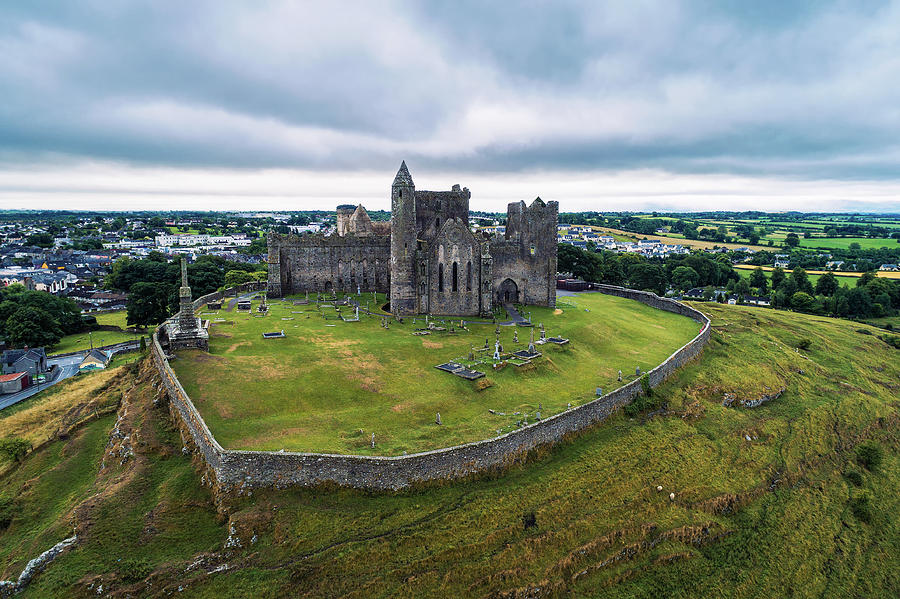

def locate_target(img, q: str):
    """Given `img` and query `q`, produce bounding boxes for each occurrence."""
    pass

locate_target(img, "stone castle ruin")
[267,162,558,317]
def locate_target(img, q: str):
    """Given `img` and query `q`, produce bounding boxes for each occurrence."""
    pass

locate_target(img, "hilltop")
[0,303,897,597]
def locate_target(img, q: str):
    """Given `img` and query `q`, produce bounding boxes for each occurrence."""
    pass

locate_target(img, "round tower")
[390,161,417,315]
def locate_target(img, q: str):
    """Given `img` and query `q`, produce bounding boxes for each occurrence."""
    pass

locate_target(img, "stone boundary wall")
[151,285,710,491]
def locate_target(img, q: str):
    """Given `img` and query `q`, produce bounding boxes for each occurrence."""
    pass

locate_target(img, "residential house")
[79,349,110,371]
[1,347,48,376]
[0,372,30,394]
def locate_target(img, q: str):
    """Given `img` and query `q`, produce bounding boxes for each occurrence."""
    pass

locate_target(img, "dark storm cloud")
[2,0,900,181]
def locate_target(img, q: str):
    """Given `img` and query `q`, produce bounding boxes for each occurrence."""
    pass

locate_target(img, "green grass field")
[798,236,899,250]
[51,311,150,354]
[171,293,700,455]
[1,303,896,597]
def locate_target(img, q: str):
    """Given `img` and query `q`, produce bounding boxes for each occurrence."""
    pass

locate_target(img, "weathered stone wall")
[268,233,391,296]
[427,218,483,315]
[492,199,558,307]
[152,286,710,492]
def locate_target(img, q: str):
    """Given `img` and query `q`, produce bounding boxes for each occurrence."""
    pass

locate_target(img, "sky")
[2,0,900,213]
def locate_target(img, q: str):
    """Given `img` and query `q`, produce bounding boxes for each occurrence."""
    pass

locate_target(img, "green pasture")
[798,236,898,250]
[171,292,700,455]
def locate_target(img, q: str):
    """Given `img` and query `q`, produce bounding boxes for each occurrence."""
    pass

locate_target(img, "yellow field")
[589,226,773,252]
[733,264,900,279]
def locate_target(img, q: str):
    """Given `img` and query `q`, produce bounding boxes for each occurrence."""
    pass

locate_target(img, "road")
[0,354,81,411]
[0,340,140,412]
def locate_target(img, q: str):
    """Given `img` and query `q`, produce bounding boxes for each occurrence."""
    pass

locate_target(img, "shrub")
[856,441,883,472]
[844,469,863,487]
[119,558,153,583]
[856,328,873,335]
[796,338,812,351]
[640,373,652,397]
[522,511,537,530]
[879,334,900,349]
[0,438,31,462]
[0,497,13,531]
[849,492,873,524]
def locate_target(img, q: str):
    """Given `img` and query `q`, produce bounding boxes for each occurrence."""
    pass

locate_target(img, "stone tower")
[390,161,417,316]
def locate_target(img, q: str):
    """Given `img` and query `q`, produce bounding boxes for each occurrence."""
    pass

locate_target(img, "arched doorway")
[498,278,518,303]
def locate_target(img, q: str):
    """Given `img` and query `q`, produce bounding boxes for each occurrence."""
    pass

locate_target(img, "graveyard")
[170,291,700,455]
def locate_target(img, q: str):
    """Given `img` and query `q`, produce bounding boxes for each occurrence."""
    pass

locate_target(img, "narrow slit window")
[438,263,444,292]
[452,262,458,292]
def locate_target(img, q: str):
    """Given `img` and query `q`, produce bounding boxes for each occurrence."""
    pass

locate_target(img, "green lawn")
[51,310,151,354]
[52,329,147,354]
[172,292,700,455]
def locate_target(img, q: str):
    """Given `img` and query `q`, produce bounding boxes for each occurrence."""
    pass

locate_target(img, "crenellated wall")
[152,286,710,492]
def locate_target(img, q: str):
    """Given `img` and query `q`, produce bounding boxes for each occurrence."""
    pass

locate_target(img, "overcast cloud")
[1,1,900,211]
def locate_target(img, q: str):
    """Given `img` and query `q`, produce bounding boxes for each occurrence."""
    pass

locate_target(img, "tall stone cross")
[181,257,189,288]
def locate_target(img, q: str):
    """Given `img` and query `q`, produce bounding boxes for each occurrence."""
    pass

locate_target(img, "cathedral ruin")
[266,162,558,317]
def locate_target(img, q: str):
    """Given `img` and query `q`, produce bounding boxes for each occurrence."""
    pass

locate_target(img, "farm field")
[171,292,700,455]
[733,264,900,280]
[1,304,897,597]
[590,226,771,252]
[797,236,899,250]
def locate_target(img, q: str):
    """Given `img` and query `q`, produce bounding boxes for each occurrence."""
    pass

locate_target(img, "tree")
[224,269,256,288]
[856,271,876,288]
[748,232,760,245]
[628,263,668,296]
[735,278,751,299]
[127,282,175,328]
[671,266,699,291]
[25,233,54,248]
[790,267,814,294]
[785,233,800,247]
[771,266,786,290]
[791,292,818,313]
[849,242,861,250]
[815,271,839,296]
[749,267,768,294]
[846,287,874,318]
[5,306,63,347]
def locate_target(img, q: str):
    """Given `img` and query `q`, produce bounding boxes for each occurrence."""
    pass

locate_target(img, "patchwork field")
[171,292,700,455]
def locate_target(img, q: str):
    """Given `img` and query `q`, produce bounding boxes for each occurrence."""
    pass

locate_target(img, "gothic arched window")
[466,261,472,292]
[438,263,444,292]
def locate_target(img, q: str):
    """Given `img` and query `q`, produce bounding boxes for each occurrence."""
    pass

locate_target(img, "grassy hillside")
[0,303,897,597]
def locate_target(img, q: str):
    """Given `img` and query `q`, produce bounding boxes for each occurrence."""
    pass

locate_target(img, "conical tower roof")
[392,161,414,187]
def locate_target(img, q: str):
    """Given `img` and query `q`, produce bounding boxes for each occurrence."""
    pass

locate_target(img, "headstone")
[536,411,541,420]
[436,413,442,425]
[371,433,375,448]
[596,387,603,397]
[513,330,519,343]
[636,366,641,376]
[617,370,623,382]
[493,340,501,361]
[540,323,546,341]
[495,325,500,336]
[357,284,361,295]
[484,338,489,349]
